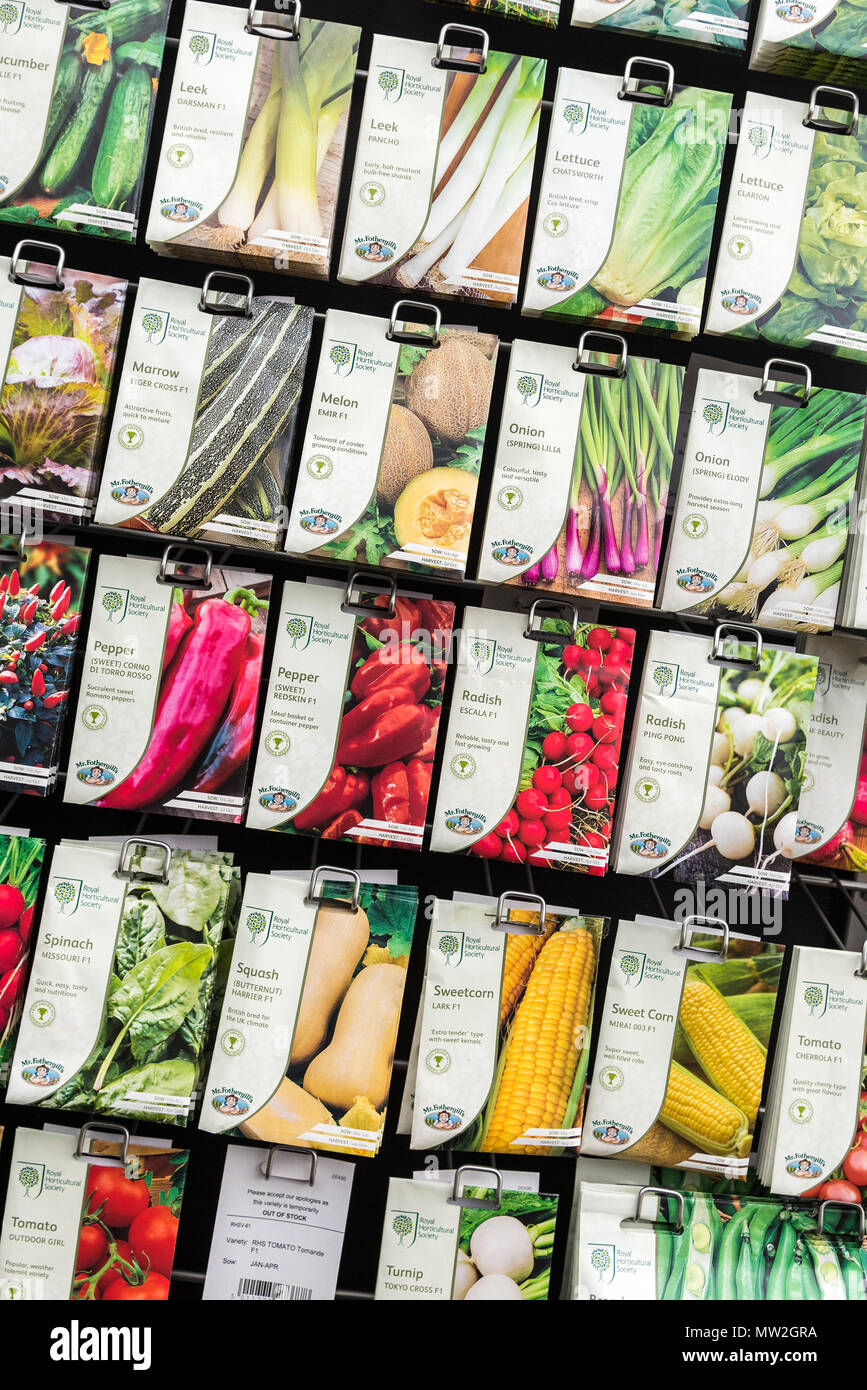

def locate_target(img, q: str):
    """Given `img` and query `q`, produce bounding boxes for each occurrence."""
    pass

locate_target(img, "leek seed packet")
[523,68,730,337]
[285,309,496,578]
[7,839,236,1125]
[430,607,634,873]
[0,251,125,523]
[757,944,867,1195]
[612,627,817,894]
[201,872,418,1158]
[571,0,750,47]
[477,338,682,607]
[411,897,603,1155]
[707,91,867,360]
[659,359,865,631]
[0,829,45,1083]
[582,916,782,1179]
[65,554,271,822]
[0,0,171,241]
[94,278,314,550]
[338,35,545,307]
[751,0,867,87]
[376,1176,559,1300]
[146,3,360,280]
[0,1126,188,1300]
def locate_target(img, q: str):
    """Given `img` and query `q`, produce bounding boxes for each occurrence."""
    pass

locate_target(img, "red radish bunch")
[0,885,33,1039]
[471,625,634,869]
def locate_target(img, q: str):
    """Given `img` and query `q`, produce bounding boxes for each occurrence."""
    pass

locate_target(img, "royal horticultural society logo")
[377,66,404,101]
[52,877,82,915]
[245,908,273,946]
[562,99,589,134]
[590,1245,615,1284]
[285,613,312,649]
[100,587,129,622]
[618,950,646,987]
[391,1210,418,1246]
[467,637,496,674]
[803,981,828,1018]
[187,30,215,64]
[650,662,678,696]
[747,121,773,159]
[16,1162,45,1200]
[515,371,543,408]
[140,307,169,345]
[0,2,24,35]
[702,399,729,435]
[328,340,356,375]
[437,930,464,967]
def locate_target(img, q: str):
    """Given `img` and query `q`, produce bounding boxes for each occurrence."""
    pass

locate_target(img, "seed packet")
[0,830,45,1083]
[707,90,867,360]
[751,0,867,86]
[411,896,603,1154]
[435,0,559,25]
[204,1145,354,1301]
[582,916,782,1178]
[0,1124,187,1300]
[522,65,730,337]
[477,336,682,607]
[612,626,817,893]
[430,606,634,872]
[0,246,125,523]
[247,578,453,848]
[0,0,170,241]
[94,276,313,550]
[571,0,751,47]
[146,2,359,279]
[201,869,417,1157]
[659,358,865,631]
[7,839,235,1125]
[338,32,545,308]
[0,538,89,795]
[792,635,867,869]
[64,551,270,821]
[572,1181,866,1299]
[757,944,867,1195]
[285,307,496,578]
[376,1173,559,1300]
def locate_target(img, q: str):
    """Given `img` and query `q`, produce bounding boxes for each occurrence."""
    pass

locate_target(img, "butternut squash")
[290,903,370,1066]
[303,963,406,1111]
[239,1077,336,1146]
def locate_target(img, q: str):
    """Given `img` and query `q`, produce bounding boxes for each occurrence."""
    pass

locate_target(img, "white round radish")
[760,707,797,744]
[773,811,799,859]
[707,765,724,788]
[470,1215,534,1282]
[746,770,786,817]
[453,1249,479,1300]
[711,732,730,767]
[717,706,747,735]
[733,713,763,759]
[709,811,756,861]
[737,678,765,706]
[700,784,731,830]
[464,1274,524,1301]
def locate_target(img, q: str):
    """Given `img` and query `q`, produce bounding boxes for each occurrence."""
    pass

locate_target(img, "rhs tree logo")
[285,614,311,650]
[747,122,772,159]
[377,68,401,101]
[562,100,588,134]
[702,400,728,435]
[515,372,543,408]
[391,1211,417,1246]
[590,1245,614,1284]
[468,638,496,674]
[803,982,827,1018]
[140,309,168,345]
[618,951,644,988]
[53,880,78,913]
[0,2,23,34]
[437,931,463,967]
[246,909,270,945]
[328,342,354,375]
[188,31,212,63]
[17,1163,43,1199]
[651,663,677,697]
[101,589,126,622]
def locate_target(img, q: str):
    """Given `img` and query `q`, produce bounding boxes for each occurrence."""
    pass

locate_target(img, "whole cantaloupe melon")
[405,336,494,444]
[378,403,433,508]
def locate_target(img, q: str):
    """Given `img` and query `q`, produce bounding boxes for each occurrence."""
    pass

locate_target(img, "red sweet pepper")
[362,596,421,642]
[371,758,432,827]
[194,633,264,793]
[337,687,428,768]
[163,601,193,673]
[415,599,455,638]
[350,645,430,702]
[98,596,251,811]
[414,706,440,761]
[322,808,364,840]
[291,765,369,832]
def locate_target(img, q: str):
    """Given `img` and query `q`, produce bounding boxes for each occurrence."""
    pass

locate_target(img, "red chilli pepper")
[98,597,251,811]
[321,808,364,840]
[31,668,45,698]
[49,580,65,603]
[163,601,193,673]
[24,632,46,652]
[350,645,430,702]
[20,598,38,625]
[43,691,67,708]
[61,614,80,637]
[291,766,369,832]
[50,588,71,621]
[336,688,428,768]
[0,672,17,686]
[195,633,264,793]
[7,571,19,599]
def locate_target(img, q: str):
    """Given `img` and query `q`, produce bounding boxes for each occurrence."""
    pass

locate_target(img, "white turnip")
[737,678,765,707]
[470,1215,534,1282]
[746,770,786,817]
[452,1248,479,1300]
[464,1274,524,1301]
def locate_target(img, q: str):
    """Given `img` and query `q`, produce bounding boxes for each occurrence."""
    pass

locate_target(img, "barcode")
[236,1277,312,1301]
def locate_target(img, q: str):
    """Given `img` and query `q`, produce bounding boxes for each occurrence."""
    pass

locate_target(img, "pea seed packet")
[612,626,817,894]
[430,606,634,873]
[146,2,360,280]
[522,67,730,337]
[0,1125,188,1301]
[411,896,603,1155]
[285,308,497,579]
[338,33,545,308]
[94,277,314,550]
[7,839,236,1125]
[707,90,867,360]
[571,0,751,48]
[582,916,782,1180]
[0,0,171,241]
[201,870,418,1158]
[477,337,682,608]
[751,0,867,87]
[0,829,45,1084]
[246,579,453,849]
[64,552,271,822]
[376,1174,560,1300]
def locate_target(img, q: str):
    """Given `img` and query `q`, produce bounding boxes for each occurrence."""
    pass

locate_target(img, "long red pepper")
[194,633,264,793]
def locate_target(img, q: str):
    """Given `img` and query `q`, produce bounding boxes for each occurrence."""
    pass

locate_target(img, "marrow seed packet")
[338,34,545,307]
[285,307,497,579]
[7,839,237,1126]
[94,277,314,550]
[0,1126,188,1301]
[64,553,271,822]
[201,871,418,1157]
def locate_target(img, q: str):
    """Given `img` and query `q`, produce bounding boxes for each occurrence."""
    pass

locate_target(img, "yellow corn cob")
[678,977,766,1124]
[661,1060,751,1158]
[482,927,595,1156]
[498,913,556,1026]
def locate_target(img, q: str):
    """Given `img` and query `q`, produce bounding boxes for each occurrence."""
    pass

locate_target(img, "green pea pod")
[767,1215,795,1300]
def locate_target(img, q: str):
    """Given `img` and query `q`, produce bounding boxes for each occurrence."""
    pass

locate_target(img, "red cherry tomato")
[86,1167,150,1230]
[842,1137,867,1189]
[102,1272,170,1301]
[76,1223,109,1272]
